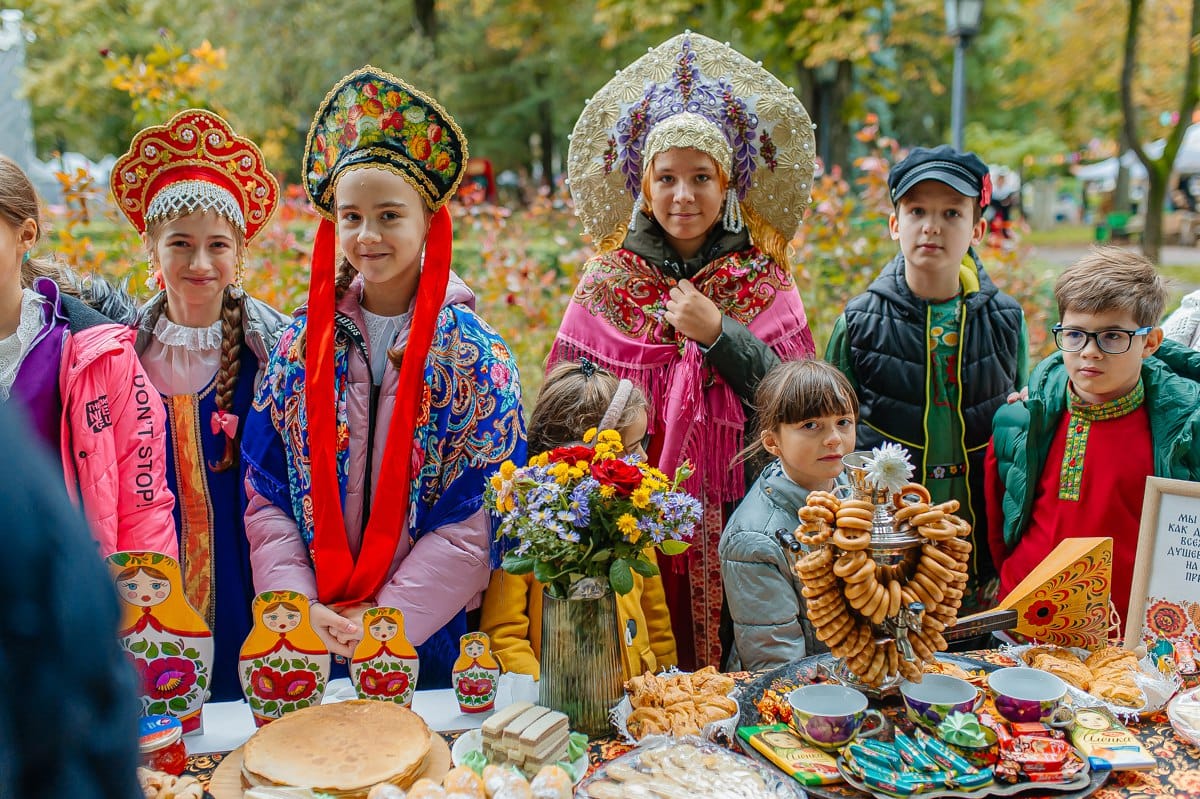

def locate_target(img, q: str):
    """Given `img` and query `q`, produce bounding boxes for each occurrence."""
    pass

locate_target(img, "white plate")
[450,728,587,784]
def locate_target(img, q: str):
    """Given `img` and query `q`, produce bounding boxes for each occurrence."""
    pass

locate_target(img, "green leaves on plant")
[502,553,535,575]
[609,558,634,595]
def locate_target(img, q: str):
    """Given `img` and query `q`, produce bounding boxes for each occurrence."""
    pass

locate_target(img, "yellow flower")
[532,452,550,467]
[583,427,598,443]
[567,466,585,480]
[631,487,652,509]
[501,495,515,513]
[618,513,640,542]
[490,474,504,492]
[642,478,665,492]
[597,429,623,450]
[500,461,517,480]
[599,484,616,499]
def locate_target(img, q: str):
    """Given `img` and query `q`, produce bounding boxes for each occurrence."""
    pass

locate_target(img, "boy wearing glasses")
[827,146,1028,613]
[987,247,1200,622]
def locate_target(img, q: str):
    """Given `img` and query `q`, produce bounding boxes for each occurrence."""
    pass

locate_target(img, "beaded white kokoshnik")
[567,32,815,246]
[146,180,247,234]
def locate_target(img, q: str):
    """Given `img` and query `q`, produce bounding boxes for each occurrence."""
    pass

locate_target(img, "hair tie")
[597,378,633,434]
[579,357,596,378]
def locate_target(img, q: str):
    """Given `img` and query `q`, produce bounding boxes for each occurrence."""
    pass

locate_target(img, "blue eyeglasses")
[1051,324,1153,354]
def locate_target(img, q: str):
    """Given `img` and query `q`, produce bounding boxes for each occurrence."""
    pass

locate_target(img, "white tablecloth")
[185,673,539,754]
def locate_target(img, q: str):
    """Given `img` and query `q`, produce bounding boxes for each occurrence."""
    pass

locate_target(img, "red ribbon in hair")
[305,206,454,606]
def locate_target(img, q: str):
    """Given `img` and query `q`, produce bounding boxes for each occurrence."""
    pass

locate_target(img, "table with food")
[137,461,1200,799]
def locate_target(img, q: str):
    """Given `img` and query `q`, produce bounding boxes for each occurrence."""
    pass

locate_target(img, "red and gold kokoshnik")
[110,108,279,242]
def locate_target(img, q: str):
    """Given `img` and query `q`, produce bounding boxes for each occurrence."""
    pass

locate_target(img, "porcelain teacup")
[899,673,984,731]
[988,667,1075,727]
[787,684,885,750]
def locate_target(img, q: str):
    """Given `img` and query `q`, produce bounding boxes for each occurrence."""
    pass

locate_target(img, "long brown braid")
[209,284,245,472]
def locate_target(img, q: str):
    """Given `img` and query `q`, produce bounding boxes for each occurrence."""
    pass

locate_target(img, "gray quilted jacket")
[720,460,839,671]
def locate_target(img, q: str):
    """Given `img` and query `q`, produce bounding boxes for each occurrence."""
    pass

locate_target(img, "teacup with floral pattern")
[899,673,984,731]
[787,684,885,750]
[988,667,1075,727]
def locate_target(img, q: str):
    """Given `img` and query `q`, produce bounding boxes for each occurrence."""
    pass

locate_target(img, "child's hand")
[310,601,360,657]
[665,279,722,346]
[1006,386,1029,404]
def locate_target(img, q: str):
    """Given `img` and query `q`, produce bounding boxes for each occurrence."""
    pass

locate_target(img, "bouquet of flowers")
[486,429,702,599]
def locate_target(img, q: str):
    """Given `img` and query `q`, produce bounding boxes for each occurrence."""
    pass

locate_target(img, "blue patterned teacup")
[988,667,1075,727]
[899,673,984,731]
[787,684,885,750]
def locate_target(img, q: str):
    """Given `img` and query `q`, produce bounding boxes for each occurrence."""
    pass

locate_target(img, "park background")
[4,0,1200,399]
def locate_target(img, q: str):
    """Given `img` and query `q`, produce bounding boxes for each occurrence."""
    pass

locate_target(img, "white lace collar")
[152,314,223,352]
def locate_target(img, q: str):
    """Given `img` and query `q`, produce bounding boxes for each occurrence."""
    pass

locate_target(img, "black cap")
[888,145,991,206]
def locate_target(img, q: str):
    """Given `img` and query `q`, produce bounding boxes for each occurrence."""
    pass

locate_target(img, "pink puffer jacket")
[59,323,177,557]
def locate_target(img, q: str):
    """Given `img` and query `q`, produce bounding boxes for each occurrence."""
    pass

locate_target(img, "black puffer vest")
[844,252,1023,533]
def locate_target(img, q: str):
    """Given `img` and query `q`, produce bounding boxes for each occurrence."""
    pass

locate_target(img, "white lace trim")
[0,290,50,401]
[146,180,246,233]
[361,307,413,386]
[152,315,224,351]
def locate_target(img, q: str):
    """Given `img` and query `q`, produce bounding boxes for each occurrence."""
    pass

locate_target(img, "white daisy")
[864,443,914,496]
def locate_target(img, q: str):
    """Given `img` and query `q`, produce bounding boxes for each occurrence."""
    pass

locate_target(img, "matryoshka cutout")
[108,551,214,734]
[452,632,500,713]
[350,607,419,707]
[238,590,330,726]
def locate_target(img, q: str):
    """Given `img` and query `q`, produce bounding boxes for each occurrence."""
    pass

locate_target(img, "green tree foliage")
[13,0,218,157]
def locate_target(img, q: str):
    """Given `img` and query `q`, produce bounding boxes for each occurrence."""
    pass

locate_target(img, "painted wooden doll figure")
[452,632,501,713]
[109,552,213,733]
[350,607,419,707]
[238,590,330,726]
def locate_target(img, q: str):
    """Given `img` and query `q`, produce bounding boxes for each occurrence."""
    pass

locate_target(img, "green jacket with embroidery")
[989,339,1200,552]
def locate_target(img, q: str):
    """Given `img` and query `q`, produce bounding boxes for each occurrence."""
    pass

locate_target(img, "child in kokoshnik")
[479,359,678,680]
[109,109,290,700]
[0,155,176,557]
[987,247,1200,625]
[826,145,1029,614]
[551,32,818,670]
[720,359,858,672]
[241,66,526,688]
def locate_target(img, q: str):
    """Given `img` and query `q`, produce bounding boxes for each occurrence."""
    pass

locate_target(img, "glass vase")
[539,578,623,737]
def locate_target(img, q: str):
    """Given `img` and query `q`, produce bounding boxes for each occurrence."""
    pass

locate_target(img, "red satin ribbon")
[305,207,454,606]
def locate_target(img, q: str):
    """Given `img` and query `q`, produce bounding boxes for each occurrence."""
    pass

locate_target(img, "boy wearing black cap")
[826,145,1028,613]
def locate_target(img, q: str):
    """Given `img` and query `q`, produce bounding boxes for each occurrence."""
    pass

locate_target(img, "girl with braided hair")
[110,109,289,700]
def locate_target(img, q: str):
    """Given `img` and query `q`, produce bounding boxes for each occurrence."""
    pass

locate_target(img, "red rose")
[428,123,443,143]
[363,82,379,98]
[347,103,364,122]
[590,459,643,496]
[381,111,404,132]
[547,445,593,465]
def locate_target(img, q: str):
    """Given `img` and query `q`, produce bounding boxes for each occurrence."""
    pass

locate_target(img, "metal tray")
[733,653,1109,799]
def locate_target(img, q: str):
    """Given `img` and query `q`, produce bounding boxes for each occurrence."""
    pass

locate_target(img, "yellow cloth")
[479,556,677,681]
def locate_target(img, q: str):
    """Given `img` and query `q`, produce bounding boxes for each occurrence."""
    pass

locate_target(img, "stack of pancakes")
[242,701,432,796]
